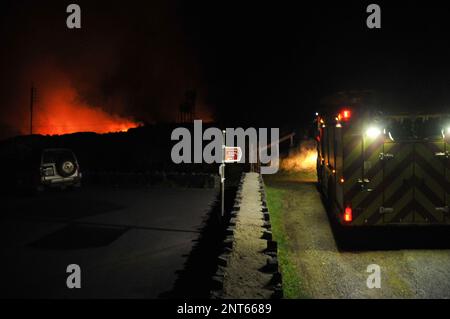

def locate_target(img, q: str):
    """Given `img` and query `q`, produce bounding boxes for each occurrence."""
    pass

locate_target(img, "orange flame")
[31,84,140,135]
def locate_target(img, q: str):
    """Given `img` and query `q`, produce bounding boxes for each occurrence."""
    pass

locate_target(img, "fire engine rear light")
[344,207,352,222]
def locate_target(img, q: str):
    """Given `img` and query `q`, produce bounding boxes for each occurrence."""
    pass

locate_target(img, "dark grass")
[265,184,306,299]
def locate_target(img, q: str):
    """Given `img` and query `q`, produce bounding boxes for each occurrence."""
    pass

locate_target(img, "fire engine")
[316,107,450,226]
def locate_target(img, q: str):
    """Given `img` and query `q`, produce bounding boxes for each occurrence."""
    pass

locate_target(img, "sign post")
[219,162,225,218]
[220,130,226,218]
[219,130,242,218]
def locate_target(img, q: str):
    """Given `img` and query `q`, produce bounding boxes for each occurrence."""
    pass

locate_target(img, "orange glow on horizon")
[30,85,141,136]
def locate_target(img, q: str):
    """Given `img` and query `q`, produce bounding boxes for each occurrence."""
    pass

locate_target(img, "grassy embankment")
[263,171,316,298]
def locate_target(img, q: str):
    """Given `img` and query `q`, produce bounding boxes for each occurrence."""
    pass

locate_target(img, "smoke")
[280,140,318,173]
[0,0,211,138]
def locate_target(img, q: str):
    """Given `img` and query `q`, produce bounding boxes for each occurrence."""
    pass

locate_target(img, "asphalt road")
[265,172,450,299]
[0,186,217,298]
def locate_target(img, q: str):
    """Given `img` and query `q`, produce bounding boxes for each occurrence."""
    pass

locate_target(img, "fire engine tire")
[56,157,76,177]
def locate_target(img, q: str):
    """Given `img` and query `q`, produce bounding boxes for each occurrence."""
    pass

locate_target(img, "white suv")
[39,148,82,190]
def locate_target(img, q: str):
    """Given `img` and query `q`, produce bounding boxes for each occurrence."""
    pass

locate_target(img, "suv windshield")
[42,150,75,164]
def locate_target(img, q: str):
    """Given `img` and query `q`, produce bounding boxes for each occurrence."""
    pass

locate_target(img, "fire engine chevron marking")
[343,142,404,188]
[415,152,449,191]
[364,171,443,224]
[343,137,384,178]
[384,179,414,207]
[415,200,439,223]
[422,141,442,154]
[343,134,361,156]
[414,165,445,203]
[360,183,413,225]
[345,145,413,204]
[386,200,415,224]
[367,189,414,225]
[351,156,414,223]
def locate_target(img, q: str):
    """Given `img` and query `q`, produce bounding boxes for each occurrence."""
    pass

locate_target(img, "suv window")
[42,150,75,164]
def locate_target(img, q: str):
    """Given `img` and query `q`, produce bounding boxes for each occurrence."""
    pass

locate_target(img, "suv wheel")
[57,158,76,177]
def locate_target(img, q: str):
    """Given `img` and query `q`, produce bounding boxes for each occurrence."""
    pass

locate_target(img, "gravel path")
[222,173,273,299]
[266,178,450,299]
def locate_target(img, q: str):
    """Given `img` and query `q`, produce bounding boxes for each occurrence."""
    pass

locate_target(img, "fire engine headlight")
[366,126,382,138]
[441,126,450,138]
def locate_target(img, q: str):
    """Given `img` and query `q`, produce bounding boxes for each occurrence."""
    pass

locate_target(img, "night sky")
[1,0,450,138]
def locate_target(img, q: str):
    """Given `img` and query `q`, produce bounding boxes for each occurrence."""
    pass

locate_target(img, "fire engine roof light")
[366,126,382,138]
[338,109,352,121]
[342,109,351,119]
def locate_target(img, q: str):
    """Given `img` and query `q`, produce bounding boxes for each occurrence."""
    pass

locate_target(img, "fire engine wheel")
[56,158,76,177]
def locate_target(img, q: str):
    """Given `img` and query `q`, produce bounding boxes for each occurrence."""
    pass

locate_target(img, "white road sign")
[224,146,242,163]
